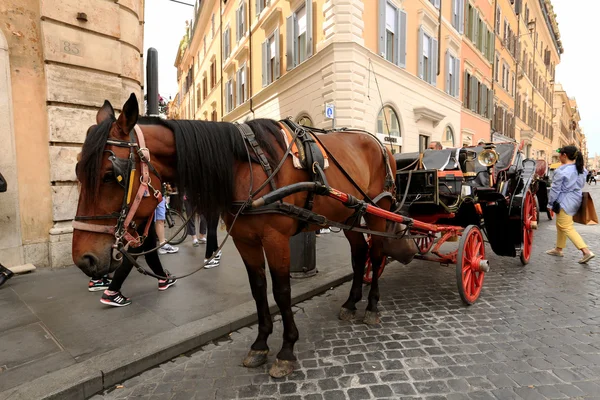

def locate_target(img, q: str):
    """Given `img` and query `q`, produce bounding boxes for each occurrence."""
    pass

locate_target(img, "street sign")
[324,103,335,119]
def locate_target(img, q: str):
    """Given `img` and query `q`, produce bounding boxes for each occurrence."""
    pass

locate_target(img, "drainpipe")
[437,0,442,78]
[248,0,255,118]
[219,0,224,120]
[490,0,497,142]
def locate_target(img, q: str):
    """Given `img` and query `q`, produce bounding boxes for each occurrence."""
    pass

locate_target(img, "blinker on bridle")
[73,125,163,261]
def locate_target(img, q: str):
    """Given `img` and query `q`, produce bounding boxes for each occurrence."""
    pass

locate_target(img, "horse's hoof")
[269,358,296,378]
[363,310,381,325]
[243,349,269,368]
[339,307,356,321]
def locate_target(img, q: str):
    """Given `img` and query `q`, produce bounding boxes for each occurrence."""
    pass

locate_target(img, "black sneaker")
[158,277,177,291]
[89,276,112,292]
[100,291,132,307]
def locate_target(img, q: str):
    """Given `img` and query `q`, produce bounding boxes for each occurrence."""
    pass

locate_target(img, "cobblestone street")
[93,186,600,400]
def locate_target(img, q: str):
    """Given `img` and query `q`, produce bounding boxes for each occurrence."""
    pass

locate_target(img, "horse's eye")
[103,171,115,183]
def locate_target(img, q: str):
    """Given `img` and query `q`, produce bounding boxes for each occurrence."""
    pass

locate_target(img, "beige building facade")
[0,0,145,268]
[176,0,463,154]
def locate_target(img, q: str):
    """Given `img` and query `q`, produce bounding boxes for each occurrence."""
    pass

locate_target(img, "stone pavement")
[0,231,351,395]
[90,185,600,400]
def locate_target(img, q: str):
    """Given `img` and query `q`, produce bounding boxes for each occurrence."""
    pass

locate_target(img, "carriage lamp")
[477,149,499,167]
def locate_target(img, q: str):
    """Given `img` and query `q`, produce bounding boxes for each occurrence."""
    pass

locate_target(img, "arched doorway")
[376,105,401,154]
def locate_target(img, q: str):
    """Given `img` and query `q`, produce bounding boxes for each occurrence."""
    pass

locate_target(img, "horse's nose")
[76,253,100,277]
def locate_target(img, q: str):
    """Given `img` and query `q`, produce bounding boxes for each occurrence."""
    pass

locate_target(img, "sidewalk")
[0,231,353,398]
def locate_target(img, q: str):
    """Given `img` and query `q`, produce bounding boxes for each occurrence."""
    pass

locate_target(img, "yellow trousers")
[556,210,587,250]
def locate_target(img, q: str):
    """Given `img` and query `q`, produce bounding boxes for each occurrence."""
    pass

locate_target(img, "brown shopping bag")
[573,192,598,225]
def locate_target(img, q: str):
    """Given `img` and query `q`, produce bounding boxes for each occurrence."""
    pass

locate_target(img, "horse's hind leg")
[234,238,272,368]
[339,230,368,321]
[363,215,387,325]
[263,233,298,378]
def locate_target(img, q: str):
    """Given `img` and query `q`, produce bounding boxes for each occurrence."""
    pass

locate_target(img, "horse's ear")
[96,100,115,124]
[116,93,139,136]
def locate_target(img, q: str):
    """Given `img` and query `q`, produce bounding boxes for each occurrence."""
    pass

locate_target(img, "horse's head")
[72,94,165,277]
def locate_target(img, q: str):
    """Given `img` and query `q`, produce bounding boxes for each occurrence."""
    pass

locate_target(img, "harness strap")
[236,123,277,192]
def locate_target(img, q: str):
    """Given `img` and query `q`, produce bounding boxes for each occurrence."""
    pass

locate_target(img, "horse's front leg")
[364,234,384,325]
[233,238,272,368]
[264,234,298,378]
[339,230,368,321]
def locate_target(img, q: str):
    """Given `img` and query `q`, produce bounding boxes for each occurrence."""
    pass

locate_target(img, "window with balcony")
[236,64,247,106]
[418,27,437,85]
[236,2,246,42]
[262,28,280,87]
[286,0,313,70]
[378,1,407,68]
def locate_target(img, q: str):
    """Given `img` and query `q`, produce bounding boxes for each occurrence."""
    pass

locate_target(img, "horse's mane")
[77,116,115,201]
[78,116,285,215]
[158,118,285,216]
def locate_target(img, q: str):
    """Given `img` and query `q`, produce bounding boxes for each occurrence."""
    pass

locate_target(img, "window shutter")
[274,27,280,80]
[242,3,246,37]
[463,71,468,104]
[393,8,400,65]
[488,90,494,120]
[470,76,476,111]
[236,7,240,42]
[306,0,313,58]
[434,0,440,9]
[232,78,236,110]
[286,15,295,71]
[256,0,261,16]
[236,69,241,105]
[398,10,407,68]
[378,0,386,56]
[459,0,464,34]
[431,38,438,86]
[262,40,268,87]
[481,85,487,116]
[418,26,424,79]
[454,58,460,97]
[445,51,450,94]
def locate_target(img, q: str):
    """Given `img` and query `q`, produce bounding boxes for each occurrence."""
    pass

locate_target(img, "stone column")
[41,0,145,267]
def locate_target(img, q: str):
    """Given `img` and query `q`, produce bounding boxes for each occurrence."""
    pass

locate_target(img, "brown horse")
[72,94,416,378]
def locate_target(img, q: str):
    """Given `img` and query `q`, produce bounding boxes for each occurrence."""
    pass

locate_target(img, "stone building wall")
[0,0,145,268]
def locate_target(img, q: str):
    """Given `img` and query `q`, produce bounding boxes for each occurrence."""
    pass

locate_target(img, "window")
[211,109,217,121]
[202,73,207,100]
[525,6,530,25]
[494,54,499,81]
[211,14,215,38]
[225,78,234,113]
[203,36,207,55]
[419,135,430,153]
[419,27,437,85]
[451,0,464,33]
[223,26,231,61]
[256,0,267,16]
[495,6,501,34]
[286,0,313,70]
[196,84,200,109]
[297,115,313,127]
[236,2,246,42]
[262,28,280,87]
[443,126,455,148]
[377,106,401,153]
[236,64,246,106]
[429,0,440,8]
[210,60,216,88]
[446,53,459,97]
[378,1,407,68]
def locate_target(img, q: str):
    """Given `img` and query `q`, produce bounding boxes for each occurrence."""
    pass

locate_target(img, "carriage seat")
[394,152,421,171]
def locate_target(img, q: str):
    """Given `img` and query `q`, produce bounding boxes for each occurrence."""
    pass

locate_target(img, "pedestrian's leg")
[199,214,207,241]
[184,199,198,242]
[155,199,178,254]
[204,214,220,268]
[558,210,594,261]
[555,210,569,250]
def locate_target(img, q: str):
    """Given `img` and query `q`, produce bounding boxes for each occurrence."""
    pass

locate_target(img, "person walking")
[203,213,221,268]
[100,220,177,307]
[545,145,595,264]
[155,198,179,255]
[183,194,207,247]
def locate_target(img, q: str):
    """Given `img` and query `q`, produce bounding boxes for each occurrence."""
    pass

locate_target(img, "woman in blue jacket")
[546,145,595,263]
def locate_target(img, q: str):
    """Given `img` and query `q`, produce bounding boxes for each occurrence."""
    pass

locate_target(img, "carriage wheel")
[520,190,536,265]
[363,236,386,285]
[456,225,486,305]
